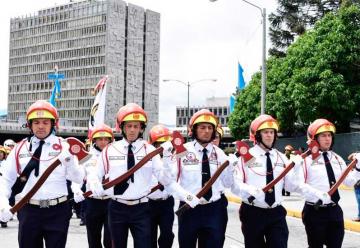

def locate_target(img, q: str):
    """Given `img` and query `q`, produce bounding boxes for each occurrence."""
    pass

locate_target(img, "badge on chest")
[182,152,199,165]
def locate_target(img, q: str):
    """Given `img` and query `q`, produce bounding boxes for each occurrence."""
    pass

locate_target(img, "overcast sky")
[0,0,277,125]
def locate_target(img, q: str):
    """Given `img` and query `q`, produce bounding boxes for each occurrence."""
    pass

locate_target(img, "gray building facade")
[176,97,230,127]
[7,0,160,128]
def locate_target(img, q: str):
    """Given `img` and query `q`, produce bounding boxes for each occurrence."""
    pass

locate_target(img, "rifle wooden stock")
[175,161,230,217]
[314,159,357,209]
[10,138,88,214]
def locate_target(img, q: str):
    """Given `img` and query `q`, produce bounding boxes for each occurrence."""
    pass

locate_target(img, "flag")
[49,78,61,107]
[238,62,246,90]
[230,95,235,113]
[89,75,109,131]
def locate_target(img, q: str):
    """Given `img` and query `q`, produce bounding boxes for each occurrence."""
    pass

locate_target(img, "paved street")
[1,189,359,247]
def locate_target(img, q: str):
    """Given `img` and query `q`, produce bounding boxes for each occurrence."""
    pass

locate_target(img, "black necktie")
[22,140,45,178]
[323,152,340,203]
[11,140,45,196]
[114,144,135,195]
[265,152,275,206]
[202,148,212,201]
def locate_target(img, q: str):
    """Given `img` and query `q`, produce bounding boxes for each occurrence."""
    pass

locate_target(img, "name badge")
[19,153,31,159]
[48,152,61,156]
[109,156,125,160]
[275,163,285,168]
[247,162,262,168]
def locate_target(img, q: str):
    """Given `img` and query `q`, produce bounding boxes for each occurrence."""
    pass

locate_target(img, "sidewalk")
[226,189,360,232]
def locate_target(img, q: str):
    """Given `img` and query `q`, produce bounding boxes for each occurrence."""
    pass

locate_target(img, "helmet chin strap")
[259,140,273,150]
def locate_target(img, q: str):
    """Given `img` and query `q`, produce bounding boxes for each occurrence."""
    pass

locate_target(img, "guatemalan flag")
[89,75,109,131]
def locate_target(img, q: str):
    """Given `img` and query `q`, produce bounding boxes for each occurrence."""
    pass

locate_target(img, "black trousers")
[302,204,344,248]
[108,199,151,248]
[178,194,228,248]
[149,196,175,248]
[17,201,72,248]
[85,198,111,248]
[239,203,289,248]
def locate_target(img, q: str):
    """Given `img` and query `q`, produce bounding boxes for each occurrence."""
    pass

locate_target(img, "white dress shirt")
[299,150,360,204]
[164,140,234,203]
[233,144,301,208]
[0,134,84,201]
[87,138,170,200]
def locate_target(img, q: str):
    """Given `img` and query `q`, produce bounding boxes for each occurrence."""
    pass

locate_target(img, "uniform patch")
[48,152,61,156]
[311,162,324,166]
[136,156,144,160]
[52,144,61,150]
[109,156,125,160]
[85,162,97,167]
[182,152,199,165]
[275,163,285,168]
[247,162,262,168]
[19,153,31,158]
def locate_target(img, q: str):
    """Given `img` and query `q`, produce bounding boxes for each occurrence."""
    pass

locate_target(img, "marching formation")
[1,99,360,248]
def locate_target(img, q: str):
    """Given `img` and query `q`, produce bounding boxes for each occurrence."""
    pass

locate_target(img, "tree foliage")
[269,0,360,57]
[229,5,360,139]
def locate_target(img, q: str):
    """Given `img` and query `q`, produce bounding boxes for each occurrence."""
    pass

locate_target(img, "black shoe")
[1,222,8,228]
[79,220,85,226]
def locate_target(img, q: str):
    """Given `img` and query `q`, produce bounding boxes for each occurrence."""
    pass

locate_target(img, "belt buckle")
[39,199,50,208]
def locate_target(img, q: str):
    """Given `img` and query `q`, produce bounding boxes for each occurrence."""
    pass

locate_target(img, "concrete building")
[7,0,160,129]
[176,96,230,127]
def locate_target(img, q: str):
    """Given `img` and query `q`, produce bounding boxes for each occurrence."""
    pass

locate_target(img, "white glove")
[88,180,104,197]
[247,185,265,202]
[183,193,200,208]
[0,205,13,222]
[354,153,360,169]
[161,141,173,158]
[73,192,85,203]
[71,183,85,203]
[314,189,331,204]
[290,154,303,169]
[58,142,74,166]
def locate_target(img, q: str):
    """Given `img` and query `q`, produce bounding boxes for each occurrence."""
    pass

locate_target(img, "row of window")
[9,66,106,84]
[11,15,106,40]
[10,40,105,66]
[10,24,106,51]
[10,54,105,75]
[11,3,107,31]
[176,107,229,117]
[177,116,229,127]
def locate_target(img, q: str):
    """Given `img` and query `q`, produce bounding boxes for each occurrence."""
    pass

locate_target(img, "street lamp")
[162,78,217,128]
[210,0,267,114]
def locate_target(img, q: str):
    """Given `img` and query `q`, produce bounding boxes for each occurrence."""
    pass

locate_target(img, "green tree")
[229,5,360,137]
[269,0,360,57]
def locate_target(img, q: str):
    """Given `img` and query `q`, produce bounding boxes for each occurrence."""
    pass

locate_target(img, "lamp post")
[210,0,267,114]
[162,79,217,128]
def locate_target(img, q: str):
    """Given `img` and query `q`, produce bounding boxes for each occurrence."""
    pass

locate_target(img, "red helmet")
[148,124,172,144]
[307,119,335,140]
[116,103,147,131]
[249,114,279,142]
[26,100,59,128]
[189,109,218,129]
[91,124,114,141]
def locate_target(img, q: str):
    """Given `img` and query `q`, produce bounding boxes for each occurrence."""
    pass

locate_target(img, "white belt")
[243,201,281,209]
[91,196,111,200]
[199,196,222,205]
[112,197,149,206]
[28,196,68,208]
[149,195,171,201]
